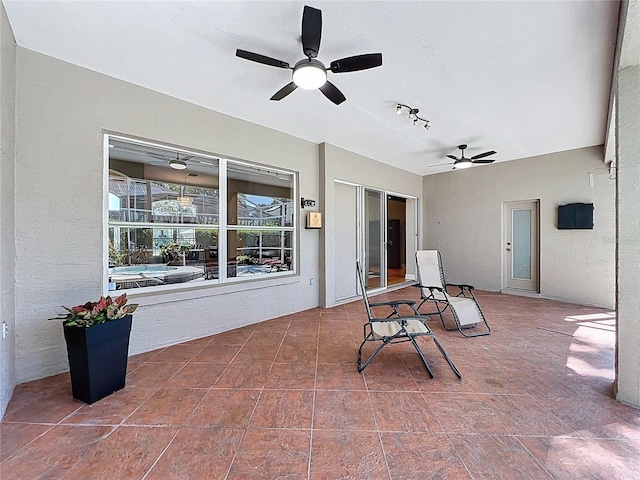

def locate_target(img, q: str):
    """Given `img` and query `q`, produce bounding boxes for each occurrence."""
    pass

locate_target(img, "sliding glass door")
[364,189,385,289]
[333,181,417,302]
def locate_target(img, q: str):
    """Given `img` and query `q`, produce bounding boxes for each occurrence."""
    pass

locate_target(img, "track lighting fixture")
[395,103,430,130]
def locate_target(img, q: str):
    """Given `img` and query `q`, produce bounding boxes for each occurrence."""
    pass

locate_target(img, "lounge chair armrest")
[369,299,416,308]
[446,283,474,297]
[412,284,445,292]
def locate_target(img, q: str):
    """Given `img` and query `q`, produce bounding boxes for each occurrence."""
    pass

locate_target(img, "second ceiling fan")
[432,144,497,170]
[236,5,382,105]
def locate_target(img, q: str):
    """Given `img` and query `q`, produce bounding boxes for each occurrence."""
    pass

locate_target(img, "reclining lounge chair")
[356,261,461,378]
[415,250,491,337]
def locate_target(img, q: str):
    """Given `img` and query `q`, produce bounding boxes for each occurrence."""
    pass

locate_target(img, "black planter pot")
[63,314,133,404]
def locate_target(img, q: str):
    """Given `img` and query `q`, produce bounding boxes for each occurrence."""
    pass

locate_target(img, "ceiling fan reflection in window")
[109,141,216,170]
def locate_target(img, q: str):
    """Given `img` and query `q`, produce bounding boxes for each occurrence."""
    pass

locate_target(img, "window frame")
[103,134,297,295]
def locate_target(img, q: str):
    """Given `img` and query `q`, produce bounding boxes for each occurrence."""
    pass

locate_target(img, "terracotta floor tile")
[315,363,366,391]
[124,387,207,426]
[145,427,244,480]
[62,386,156,426]
[519,436,640,480]
[150,343,205,363]
[190,344,242,363]
[125,361,186,388]
[164,362,227,388]
[380,432,471,479]
[63,425,177,480]
[185,389,260,428]
[362,364,420,392]
[265,363,317,390]
[250,390,314,429]
[215,362,271,389]
[227,429,311,479]
[0,425,113,479]
[449,434,553,479]
[275,343,318,364]
[425,393,510,434]
[2,387,83,424]
[479,393,576,437]
[317,344,358,364]
[208,328,254,346]
[0,422,52,461]
[370,391,443,433]
[313,390,376,431]
[310,430,388,479]
[231,344,279,364]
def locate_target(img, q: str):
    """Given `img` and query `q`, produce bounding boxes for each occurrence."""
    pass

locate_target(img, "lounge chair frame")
[415,250,491,337]
[356,262,461,378]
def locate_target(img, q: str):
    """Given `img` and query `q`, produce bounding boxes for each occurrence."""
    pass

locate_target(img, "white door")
[334,181,359,301]
[504,200,539,292]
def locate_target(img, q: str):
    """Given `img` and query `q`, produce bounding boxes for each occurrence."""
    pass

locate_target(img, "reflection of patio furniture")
[261,257,283,272]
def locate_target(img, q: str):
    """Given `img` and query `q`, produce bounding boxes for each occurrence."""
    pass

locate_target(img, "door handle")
[506,248,511,251]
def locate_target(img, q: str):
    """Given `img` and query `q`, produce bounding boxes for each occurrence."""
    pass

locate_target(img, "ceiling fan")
[110,143,215,170]
[235,5,382,105]
[431,144,497,170]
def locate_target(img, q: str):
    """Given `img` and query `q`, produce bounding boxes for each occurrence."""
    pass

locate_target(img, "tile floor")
[2,289,639,479]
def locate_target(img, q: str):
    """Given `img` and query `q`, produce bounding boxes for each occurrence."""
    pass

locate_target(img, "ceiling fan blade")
[302,6,322,58]
[319,81,346,105]
[236,49,290,69]
[429,162,454,167]
[472,159,496,164]
[445,155,459,160]
[330,53,383,73]
[470,150,496,160]
[270,82,298,101]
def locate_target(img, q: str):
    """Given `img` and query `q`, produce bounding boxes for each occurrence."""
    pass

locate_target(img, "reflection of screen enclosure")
[107,138,294,291]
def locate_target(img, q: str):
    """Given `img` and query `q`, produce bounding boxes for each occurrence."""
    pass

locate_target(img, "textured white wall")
[14,49,320,383]
[0,2,17,417]
[615,1,640,407]
[320,143,423,307]
[423,146,615,308]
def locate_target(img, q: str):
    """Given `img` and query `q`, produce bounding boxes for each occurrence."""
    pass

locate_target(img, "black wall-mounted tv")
[557,203,594,229]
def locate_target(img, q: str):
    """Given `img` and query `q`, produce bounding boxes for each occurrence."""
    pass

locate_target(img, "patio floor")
[1,288,639,479]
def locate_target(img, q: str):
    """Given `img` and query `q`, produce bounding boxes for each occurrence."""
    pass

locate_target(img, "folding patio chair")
[414,250,491,337]
[356,262,461,378]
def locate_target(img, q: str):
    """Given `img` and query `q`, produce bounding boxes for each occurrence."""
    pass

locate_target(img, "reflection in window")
[107,137,295,292]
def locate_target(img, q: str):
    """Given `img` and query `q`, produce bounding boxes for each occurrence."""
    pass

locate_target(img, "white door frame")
[502,199,540,294]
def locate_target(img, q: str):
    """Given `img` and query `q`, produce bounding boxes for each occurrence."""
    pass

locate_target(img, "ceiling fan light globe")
[292,60,327,89]
[454,159,472,170]
[169,159,187,170]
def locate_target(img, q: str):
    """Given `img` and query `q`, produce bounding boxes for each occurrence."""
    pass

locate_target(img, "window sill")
[117,271,300,306]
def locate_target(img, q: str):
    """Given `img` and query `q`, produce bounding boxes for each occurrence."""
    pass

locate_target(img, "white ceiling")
[3,1,619,175]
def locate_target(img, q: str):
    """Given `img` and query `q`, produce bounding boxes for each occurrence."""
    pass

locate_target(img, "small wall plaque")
[306,212,322,229]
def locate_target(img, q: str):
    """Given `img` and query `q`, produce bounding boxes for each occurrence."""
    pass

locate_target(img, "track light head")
[395,104,402,114]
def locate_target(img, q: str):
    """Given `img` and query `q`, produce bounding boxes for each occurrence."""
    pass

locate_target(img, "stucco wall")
[615,1,640,407]
[423,146,615,308]
[0,3,17,418]
[14,48,321,383]
[320,143,423,307]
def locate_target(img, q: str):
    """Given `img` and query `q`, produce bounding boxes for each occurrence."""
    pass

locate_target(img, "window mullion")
[219,157,228,282]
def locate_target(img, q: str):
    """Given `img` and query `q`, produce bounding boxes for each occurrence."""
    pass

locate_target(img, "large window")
[107,136,295,292]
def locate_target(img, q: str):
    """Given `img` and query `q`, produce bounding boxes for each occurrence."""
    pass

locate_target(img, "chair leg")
[408,336,434,378]
[358,336,394,372]
[431,336,462,379]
